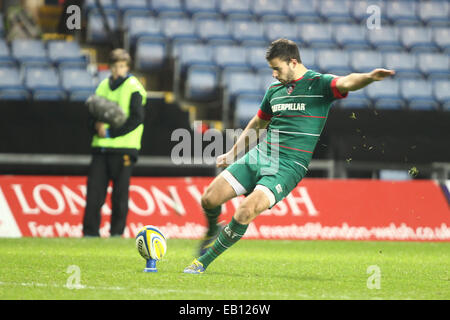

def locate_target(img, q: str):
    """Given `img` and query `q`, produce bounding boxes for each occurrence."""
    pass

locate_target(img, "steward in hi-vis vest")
[83,48,147,237]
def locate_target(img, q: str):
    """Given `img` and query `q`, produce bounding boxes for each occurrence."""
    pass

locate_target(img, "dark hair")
[265,38,301,63]
[109,48,132,67]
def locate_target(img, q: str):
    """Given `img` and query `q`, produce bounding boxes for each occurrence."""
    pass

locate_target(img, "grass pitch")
[0,238,448,300]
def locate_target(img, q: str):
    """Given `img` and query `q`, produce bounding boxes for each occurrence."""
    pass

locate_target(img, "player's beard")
[278,68,296,85]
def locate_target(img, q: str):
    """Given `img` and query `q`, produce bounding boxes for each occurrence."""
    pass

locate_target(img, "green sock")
[198,217,248,268]
[204,206,221,237]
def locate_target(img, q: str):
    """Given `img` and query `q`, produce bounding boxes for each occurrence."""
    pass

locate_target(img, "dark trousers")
[83,153,135,237]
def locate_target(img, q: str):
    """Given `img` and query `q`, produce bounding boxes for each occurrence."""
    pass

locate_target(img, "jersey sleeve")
[256,88,273,121]
[320,74,348,101]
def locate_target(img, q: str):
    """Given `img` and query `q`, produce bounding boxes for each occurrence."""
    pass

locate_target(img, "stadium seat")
[351,0,385,23]
[185,65,219,101]
[173,43,214,71]
[115,0,149,13]
[134,39,167,71]
[184,0,218,16]
[251,0,286,21]
[161,17,197,42]
[11,39,49,66]
[298,24,335,48]
[264,21,299,43]
[338,89,370,109]
[218,0,252,19]
[418,1,449,27]
[84,0,117,11]
[60,68,96,101]
[400,27,438,52]
[151,0,184,17]
[384,52,421,78]
[300,48,317,71]
[418,53,450,79]
[334,25,370,49]
[195,18,234,44]
[317,0,354,24]
[25,67,65,100]
[224,71,263,100]
[125,16,163,50]
[231,20,266,45]
[350,50,383,73]
[366,79,404,110]
[246,46,269,71]
[284,0,321,23]
[385,1,420,26]
[317,50,351,75]
[213,45,248,69]
[400,79,438,110]
[0,39,15,67]
[434,80,450,110]
[367,26,402,51]
[47,41,86,66]
[0,66,28,100]
[433,28,450,53]
[234,94,262,128]
[86,9,119,43]
[257,68,276,91]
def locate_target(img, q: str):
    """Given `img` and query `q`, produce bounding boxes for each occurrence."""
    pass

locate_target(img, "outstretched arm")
[335,68,395,94]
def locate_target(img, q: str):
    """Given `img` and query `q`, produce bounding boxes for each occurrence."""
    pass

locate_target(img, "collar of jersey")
[287,70,312,85]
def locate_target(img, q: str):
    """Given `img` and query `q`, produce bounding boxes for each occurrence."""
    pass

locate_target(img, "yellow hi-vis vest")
[91,75,147,150]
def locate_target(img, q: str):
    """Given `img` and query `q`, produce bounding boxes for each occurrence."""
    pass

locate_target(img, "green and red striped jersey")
[256,69,347,170]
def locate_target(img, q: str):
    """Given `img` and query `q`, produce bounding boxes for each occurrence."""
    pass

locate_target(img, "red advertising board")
[0,175,449,241]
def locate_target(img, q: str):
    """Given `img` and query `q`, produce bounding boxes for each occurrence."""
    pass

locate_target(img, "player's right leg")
[198,173,238,256]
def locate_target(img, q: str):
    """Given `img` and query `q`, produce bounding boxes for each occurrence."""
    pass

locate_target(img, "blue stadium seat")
[85,0,117,11]
[400,27,438,52]
[418,53,450,79]
[401,79,438,110]
[86,9,119,43]
[300,48,317,71]
[418,1,449,27]
[231,20,266,45]
[0,66,28,100]
[257,68,276,91]
[264,21,299,43]
[25,67,65,100]
[385,1,420,26]
[434,80,450,110]
[185,65,219,100]
[298,24,335,48]
[134,39,167,71]
[251,0,286,21]
[366,79,404,110]
[317,0,354,24]
[367,26,402,51]
[384,52,421,78]
[11,39,49,66]
[284,0,321,23]
[161,17,197,42]
[433,28,450,53]
[334,25,370,49]
[225,71,263,100]
[47,41,86,66]
[60,68,96,101]
[235,94,262,128]
[174,43,214,71]
[151,0,184,14]
[115,0,149,13]
[246,46,268,70]
[213,45,248,69]
[350,50,383,73]
[338,89,370,109]
[0,40,14,67]
[185,0,218,16]
[218,0,252,19]
[195,18,233,44]
[317,50,351,75]
[351,0,385,23]
[125,16,163,50]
